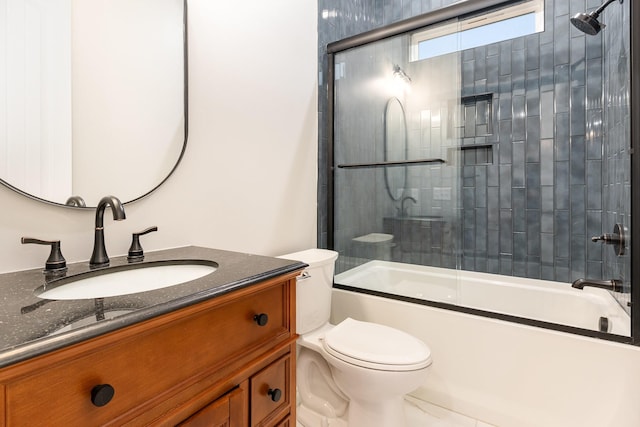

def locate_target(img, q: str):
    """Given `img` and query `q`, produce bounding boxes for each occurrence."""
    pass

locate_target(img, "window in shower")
[410,0,544,61]
[327,0,634,342]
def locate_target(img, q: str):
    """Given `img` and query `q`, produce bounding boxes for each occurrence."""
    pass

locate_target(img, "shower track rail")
[336,158,445,169]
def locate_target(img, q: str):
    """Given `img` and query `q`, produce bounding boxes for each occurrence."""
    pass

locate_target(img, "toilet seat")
[322,318,432,371]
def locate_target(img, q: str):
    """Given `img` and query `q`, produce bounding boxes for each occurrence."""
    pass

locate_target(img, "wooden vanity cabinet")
[0,271,300,427]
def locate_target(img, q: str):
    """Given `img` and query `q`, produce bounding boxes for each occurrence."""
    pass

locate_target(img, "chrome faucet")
[399,196,417,217]
[90,196,126,268]
[571,278,623,292]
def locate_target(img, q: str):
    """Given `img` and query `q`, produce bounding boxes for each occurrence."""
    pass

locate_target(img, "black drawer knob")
[267,388,282,402]
[253,313,269,326]
[91,384,115,407]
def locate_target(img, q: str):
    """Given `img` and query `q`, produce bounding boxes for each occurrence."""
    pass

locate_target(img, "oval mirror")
[383,97,408,201]
[0,0,187,208]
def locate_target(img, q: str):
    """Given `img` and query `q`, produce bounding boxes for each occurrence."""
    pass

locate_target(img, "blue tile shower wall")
[318,0,631,301]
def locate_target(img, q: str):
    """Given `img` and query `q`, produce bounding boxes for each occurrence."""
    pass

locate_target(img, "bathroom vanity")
[0,246,304,426]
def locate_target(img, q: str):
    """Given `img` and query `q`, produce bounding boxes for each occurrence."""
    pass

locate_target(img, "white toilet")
[279,249,432,427]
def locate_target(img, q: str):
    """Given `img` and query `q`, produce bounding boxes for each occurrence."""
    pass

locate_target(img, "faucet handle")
[21,237,67,272]
[127,226,158,262]
[591,223,626,256]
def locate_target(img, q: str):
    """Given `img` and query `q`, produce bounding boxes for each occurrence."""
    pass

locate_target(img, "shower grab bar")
[337,158,445,169]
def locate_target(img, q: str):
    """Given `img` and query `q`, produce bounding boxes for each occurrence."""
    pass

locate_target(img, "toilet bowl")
[279,249,432,427]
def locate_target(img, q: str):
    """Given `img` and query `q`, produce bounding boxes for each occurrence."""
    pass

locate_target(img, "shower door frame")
[325,0,640,345]
[629,0,639,345]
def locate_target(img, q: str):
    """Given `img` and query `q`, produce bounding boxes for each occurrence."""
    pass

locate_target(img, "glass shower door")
[332,29,464,306]
[329,0,632,339]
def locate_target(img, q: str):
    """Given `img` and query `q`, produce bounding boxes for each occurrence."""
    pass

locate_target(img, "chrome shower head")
[570,0,623,35]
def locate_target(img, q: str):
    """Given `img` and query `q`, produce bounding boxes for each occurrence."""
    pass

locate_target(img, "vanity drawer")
[2,281,290,426]
[250,355,291,426]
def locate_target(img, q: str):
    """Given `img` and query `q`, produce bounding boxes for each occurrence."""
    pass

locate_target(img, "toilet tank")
[278,249,338,334]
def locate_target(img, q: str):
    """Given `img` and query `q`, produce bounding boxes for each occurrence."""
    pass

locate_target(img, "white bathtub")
[334,260,630,336]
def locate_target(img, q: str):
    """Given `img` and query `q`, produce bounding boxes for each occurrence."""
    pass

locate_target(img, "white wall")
[332,289,640,427]
[0,0,318,273]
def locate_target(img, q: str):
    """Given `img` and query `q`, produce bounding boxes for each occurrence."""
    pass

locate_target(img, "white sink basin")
[37,262,217,300]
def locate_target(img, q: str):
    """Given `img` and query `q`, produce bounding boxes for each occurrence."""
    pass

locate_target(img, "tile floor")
[404,396,496,427]
[296,395,496,427]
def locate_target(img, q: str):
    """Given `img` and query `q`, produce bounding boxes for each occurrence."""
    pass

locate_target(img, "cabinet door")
[179,386,246,427]
[179,395,229,427]
[274,416,291,427]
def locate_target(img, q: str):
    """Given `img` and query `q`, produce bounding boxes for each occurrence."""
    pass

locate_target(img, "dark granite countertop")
[0,246,306,369]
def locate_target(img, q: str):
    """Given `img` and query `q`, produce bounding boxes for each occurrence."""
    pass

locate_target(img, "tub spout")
[571,278,623,292]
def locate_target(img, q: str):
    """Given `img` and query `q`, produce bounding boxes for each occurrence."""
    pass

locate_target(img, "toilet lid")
[323,318,432,371]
